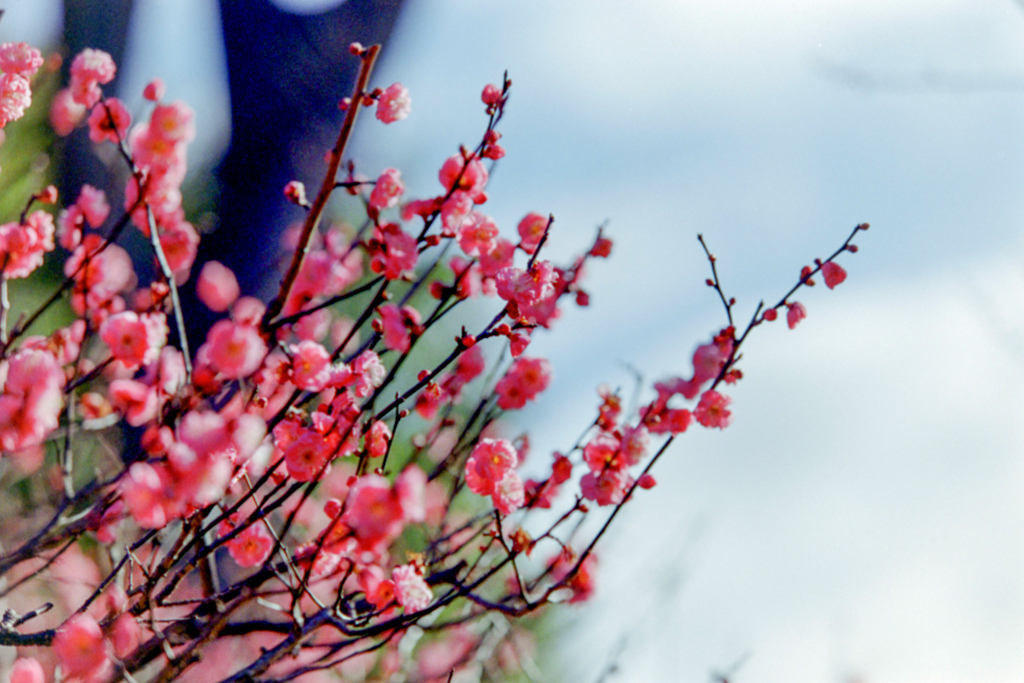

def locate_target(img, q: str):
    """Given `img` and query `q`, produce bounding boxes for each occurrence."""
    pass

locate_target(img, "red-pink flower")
[392,564,432,611]
[143,78,165,102]
[517,212,548,254]
[121,461,171,529]
[0,73,31,126]
[495,261,557,311]
[202,319,267,379]
[457,212,498,257]
[366,420,391,458]
[0,42,43,78]
[0,348,64,452]
[378,303,421,353]
[226,522,274,568]
[109,379,158,427]
[494,356,552,410]
[465,438,517,496]
[0,210,55,279]
[197,260,240,312]
[376,82,411,123]
[50,87,87,135]
[100,311,167,369]
[821,261,847,289]
[77,184,110,227]
[289,340,332,390]
[69,48,116,107]
[694,389,732,429]
[53,613,110,682]
[787,301,807,329]
[492,470,525,514]
[87,97,131,143]
[478,236,515,278]
[149,101,195,143]
[369,167,404,210]
[9,657,44,683]
[580,468,631,506]
[370,223,418,280]
[438,154,488,201]
[283,428,336,482]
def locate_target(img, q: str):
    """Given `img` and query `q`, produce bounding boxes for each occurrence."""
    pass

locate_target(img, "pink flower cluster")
[0,42,42,128]
[465,438,525,514]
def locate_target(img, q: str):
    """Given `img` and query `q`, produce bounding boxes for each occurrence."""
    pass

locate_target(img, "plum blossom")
[369,167,404,210]
[392,564,432,611]
[494,356,552,410]
[225,522,274,568]
[376,82,410,123]
[694,389,732,429]
[53,613,110,682]
[786,301,807,329]
[0,348,64,453]
[822,261,847,289]
[99,311,167,369]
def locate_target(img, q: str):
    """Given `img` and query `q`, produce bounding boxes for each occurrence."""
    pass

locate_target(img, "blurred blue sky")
[4,0,1024,681]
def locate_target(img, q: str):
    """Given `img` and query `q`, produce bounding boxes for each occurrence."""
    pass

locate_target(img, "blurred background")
[4,0,1024,681]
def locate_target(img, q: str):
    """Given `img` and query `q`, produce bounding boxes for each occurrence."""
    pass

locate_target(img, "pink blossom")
[158,219,200,282]
[376,82,411,123]
[109,379,158,426]
[494,356,552,410]
[149,101,195,143]
[582,432,621,473]
[478,236,515,278]
[378,303,421,353]
[99,311,167,369]
[77,184,110,227]
[392,564,432,611]
[370,223,418,280]
[438,154,488,201]
[580,468,631,506]
[9,657,44,683]
[197,260,241,312]
[343,474,405,554]
[481,83,502,106]
[289,340,332,390]
[457,212,499,257]
[495,261,557,311]
[351,350,385,397]
[517,212,548,254]
[53,613,110,682]
[202,319,267,379]
[369,167,404,210]
[366,420,391,457]
[0,42,43,77]
[110,613,140,659]
[694,390,732,429]
[69,48,116,107]
[122,462,171,529]
[822,261,847,289]
[50,87,87,135]
[87,97,131,143]
[465,438,517,497]
[0,73,31,126]
[226,522,274,568]
[65,235,134,315]
[143,77,165,102]
[492,470,525,514]
[0,348,64,452]
[283,429,335,481]
[395,465,426,522]
[0,210,55,279]
[440,191,473,234]
[786,301,807,329]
